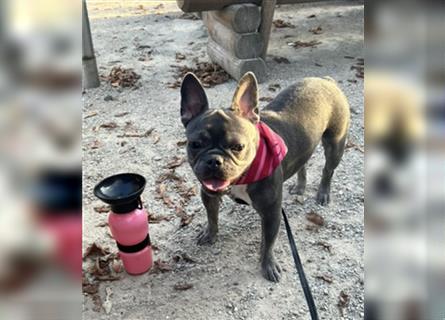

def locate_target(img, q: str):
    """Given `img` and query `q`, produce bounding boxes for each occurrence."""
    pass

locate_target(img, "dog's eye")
[231,144,244,152]
[190,141,202,149]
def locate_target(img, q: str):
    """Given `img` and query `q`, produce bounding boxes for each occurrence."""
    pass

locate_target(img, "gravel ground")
[82,1,364,319]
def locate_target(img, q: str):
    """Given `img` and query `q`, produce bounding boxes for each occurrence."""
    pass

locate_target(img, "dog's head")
[180,72,260,193]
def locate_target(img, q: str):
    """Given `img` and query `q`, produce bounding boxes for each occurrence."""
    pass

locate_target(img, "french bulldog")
[180,72,350,282]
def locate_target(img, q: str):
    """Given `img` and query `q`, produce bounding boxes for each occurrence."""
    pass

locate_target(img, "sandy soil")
[82,1,364,319]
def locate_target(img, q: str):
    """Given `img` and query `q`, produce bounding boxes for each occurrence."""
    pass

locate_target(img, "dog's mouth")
[201,179,231,192]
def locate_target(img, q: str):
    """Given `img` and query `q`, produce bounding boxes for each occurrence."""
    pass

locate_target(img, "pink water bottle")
[94,173,153,275]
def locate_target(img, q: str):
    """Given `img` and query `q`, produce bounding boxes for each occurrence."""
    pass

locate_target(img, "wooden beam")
[203,12,263,59]
[207,39,267,82]
[259,0,276,59]
[177,0,325,12]
[211,4,261,34]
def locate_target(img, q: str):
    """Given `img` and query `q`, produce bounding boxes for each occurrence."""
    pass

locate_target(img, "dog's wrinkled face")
[180,72,260,193]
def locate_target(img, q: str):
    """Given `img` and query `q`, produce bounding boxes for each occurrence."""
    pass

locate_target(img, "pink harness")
[235,122,288,185]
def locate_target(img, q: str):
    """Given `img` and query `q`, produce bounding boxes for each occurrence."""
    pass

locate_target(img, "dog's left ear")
[230,72,260,123]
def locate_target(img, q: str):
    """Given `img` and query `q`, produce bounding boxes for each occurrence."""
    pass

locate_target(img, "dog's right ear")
[180,73,209,127]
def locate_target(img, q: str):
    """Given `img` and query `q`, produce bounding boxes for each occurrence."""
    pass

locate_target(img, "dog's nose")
[206,156,223,169]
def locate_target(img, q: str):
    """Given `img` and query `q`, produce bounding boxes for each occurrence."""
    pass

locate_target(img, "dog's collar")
[234,122,288,185]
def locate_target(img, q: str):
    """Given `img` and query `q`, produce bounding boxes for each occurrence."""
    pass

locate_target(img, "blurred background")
[0,0,443,319]
[365,0,445,319]
[0,0,81,319]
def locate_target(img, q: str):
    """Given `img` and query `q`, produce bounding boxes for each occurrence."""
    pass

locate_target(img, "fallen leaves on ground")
[273,56,290,64]
[117,128,154,138]
[315,241,332,253]
[306,210,325,226]
[168,61,230,89]
[102,66,141,88]
[268,84,281,92]
[273,19,295,28]
[172,252,197,263]
[156,183,175,209]
[165,156,185,169]
[288,40,322,49]
[84,112,98,119]
[83,242,123,312]
[346,140,364,153]
[114,112,129,118]
[177,140,187,147]
[155,168,197,228]
[338,290,350,316]
[99,122,118,130]
[178,13,200,20]
[316,274,333,284]
[148,212,173,224]
[175,52,186,61]
[94,205,110,213]
[151,259,173,273]
[173,282,193,291]
[351,58,364,79]
[89,140,101,150]
[309,26,323,34]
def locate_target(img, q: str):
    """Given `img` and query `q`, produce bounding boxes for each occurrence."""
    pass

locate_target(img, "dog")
[180,72,350,282]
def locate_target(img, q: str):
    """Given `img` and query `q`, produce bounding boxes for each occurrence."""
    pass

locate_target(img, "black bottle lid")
[93,173,146,214]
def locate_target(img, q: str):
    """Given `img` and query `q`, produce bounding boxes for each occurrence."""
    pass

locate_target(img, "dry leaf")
[309,26,323,35]
[306,211,324,226]
[169,61,230,89]
[152,259,173,273]
[177,140,187,147]
[114,112,129,118]
[175,52,186,61]
[117,128,154,138]
[166,156,185,169]
[273,19,295,28]
[316,274,333,284]
[273,56,290,64]
[94,205,110,213]
[307,14,316,18]
[338,290,350,316]
[288,40,322,49]
[84,112,98,119]
[173,282,193,291]
[268,84,281,92]
[90,140,101,150]
[315,241,332,253]
[99,122,118,130]
[179,13,200,20]
[102,66,140,88]
[83,243,111,260]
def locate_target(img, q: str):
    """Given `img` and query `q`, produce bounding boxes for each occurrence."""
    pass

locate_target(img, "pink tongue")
[202,179,230,192]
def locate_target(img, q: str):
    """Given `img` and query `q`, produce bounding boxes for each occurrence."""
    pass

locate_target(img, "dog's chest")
[228,185,252,206]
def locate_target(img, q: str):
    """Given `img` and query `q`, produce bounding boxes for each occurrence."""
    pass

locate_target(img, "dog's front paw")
[261,258,282,282]
[316,190,330,206]
[197,227,217,245]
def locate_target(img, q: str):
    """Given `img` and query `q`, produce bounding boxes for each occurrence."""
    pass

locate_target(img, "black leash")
[282,208,319,320]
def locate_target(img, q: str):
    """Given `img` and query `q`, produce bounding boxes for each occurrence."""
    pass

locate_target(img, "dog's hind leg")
[316,133,347,205]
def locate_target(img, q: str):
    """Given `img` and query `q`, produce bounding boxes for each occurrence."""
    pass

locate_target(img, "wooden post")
[82,0,100,88]
[207,39,266,82]
[202,12,263,59]
[211,4,261,34]
[259,0,276,60]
